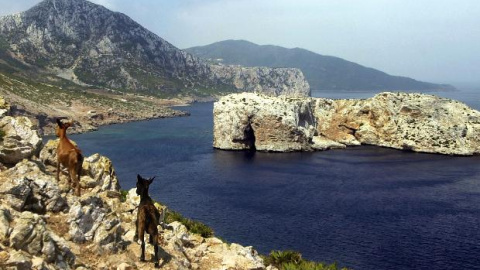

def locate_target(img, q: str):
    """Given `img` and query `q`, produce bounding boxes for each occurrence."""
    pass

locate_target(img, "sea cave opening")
[244,123,256,151]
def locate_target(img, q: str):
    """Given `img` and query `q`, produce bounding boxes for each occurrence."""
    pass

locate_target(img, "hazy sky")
[1,0,479,85]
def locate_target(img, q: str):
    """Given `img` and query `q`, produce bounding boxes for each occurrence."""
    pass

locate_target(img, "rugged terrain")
[187,40,454,92]
[0,97,276,270]
[213,92,480,155]
[0,71,190,135]
[0,0,309,98]
[0,0,309,134]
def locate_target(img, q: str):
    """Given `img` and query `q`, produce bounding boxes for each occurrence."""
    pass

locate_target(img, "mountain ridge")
[0,1,309,97]
[0,0,310,133]
[186,39,454,92]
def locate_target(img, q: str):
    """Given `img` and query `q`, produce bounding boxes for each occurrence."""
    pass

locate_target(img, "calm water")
[70,89,480,270]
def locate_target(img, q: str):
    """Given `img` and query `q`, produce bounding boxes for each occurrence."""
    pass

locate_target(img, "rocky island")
[213,92,480,155]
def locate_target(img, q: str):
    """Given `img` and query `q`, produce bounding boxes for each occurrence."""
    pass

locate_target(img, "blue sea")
[70,88,480,270]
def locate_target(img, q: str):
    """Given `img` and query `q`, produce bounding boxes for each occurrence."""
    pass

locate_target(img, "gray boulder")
[0,116,42,164]
[0,160,67,213]
[9,211,75,267]
[40,140,121,192]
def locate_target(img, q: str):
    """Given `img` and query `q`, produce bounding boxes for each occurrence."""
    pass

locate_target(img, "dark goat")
[55,119,83,196]
[134,174,160,268]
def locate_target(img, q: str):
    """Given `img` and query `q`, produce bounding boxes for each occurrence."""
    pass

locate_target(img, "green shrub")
[120,189,128,202]
[0,129,5,141]
[264,250,302,267]
[263,250,349,270]
[165,210,214,238]
[282,261,344,270]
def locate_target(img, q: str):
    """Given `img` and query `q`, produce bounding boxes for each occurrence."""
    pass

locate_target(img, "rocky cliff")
[213,92,480,155]
[0,97,272,269]
[0,0,309,98]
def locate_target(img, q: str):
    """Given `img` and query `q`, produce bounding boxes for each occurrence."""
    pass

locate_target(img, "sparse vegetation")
[120,189,128,202]
[263,250,349,270]
[0,35,9,51]
[165,209,214,238]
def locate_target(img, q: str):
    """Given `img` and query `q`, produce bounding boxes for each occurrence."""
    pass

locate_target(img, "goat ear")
[148,176,156,184]
[56,119,63,127]
[137,174,142,181]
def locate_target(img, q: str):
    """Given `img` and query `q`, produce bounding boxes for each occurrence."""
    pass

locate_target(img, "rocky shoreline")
[0,97,275,269]
[213,92,480,155]
[0,84,192,136]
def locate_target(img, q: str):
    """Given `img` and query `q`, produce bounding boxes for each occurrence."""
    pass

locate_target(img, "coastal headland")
[214,92,480,155]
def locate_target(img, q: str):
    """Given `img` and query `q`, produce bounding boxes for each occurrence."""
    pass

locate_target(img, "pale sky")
[1,0,479,85]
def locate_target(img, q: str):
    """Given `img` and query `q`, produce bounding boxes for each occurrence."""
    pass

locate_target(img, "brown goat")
[134,174,160,268]
[56,119,83,196]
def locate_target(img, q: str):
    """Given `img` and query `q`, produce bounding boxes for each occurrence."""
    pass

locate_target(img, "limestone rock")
[8,211,75,267]
[0,160,67,213]
[68,195,126,253]
[214,92,317,152]
[83,153,121,192]
[0,207,11,245]
[39,139,62,167]
[311,136,346,151]
[0,116,42,164]
[4,250,33,270]
[116,262,135,270]
[315,92,480,155]
[214,92,480,155]
[40,139,121,192]
[0,97,10,118]
[68,196,109,243]
[209,65,310,97]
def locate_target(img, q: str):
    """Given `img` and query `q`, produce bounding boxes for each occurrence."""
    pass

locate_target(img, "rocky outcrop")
[40,139,121,192]
[0,107,271,269]
[209,65,310,97]
[214,92,480,155]
[0,0,309,98]
[0,160,67,213]
[214,93,318,151]
[0,152,269,269]
[0,97,9,118]
[0,116,42,164]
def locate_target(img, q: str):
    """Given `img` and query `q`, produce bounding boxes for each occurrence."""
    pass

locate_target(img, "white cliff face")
[214,92,480,155]
[209,65,310,97]
[214,93,317,152]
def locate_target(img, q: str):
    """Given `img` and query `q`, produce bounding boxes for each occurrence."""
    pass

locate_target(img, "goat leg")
[134,219,139,242]
[140,239,145,262]
[154,243,159,268]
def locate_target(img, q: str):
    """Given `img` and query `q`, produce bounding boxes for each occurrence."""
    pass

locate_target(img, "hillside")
[187,40,454,91]
[0,0,309,133]
[0,0,309,97]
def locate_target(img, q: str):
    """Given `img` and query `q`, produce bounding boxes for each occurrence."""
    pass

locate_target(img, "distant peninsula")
[187,40,455,92]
